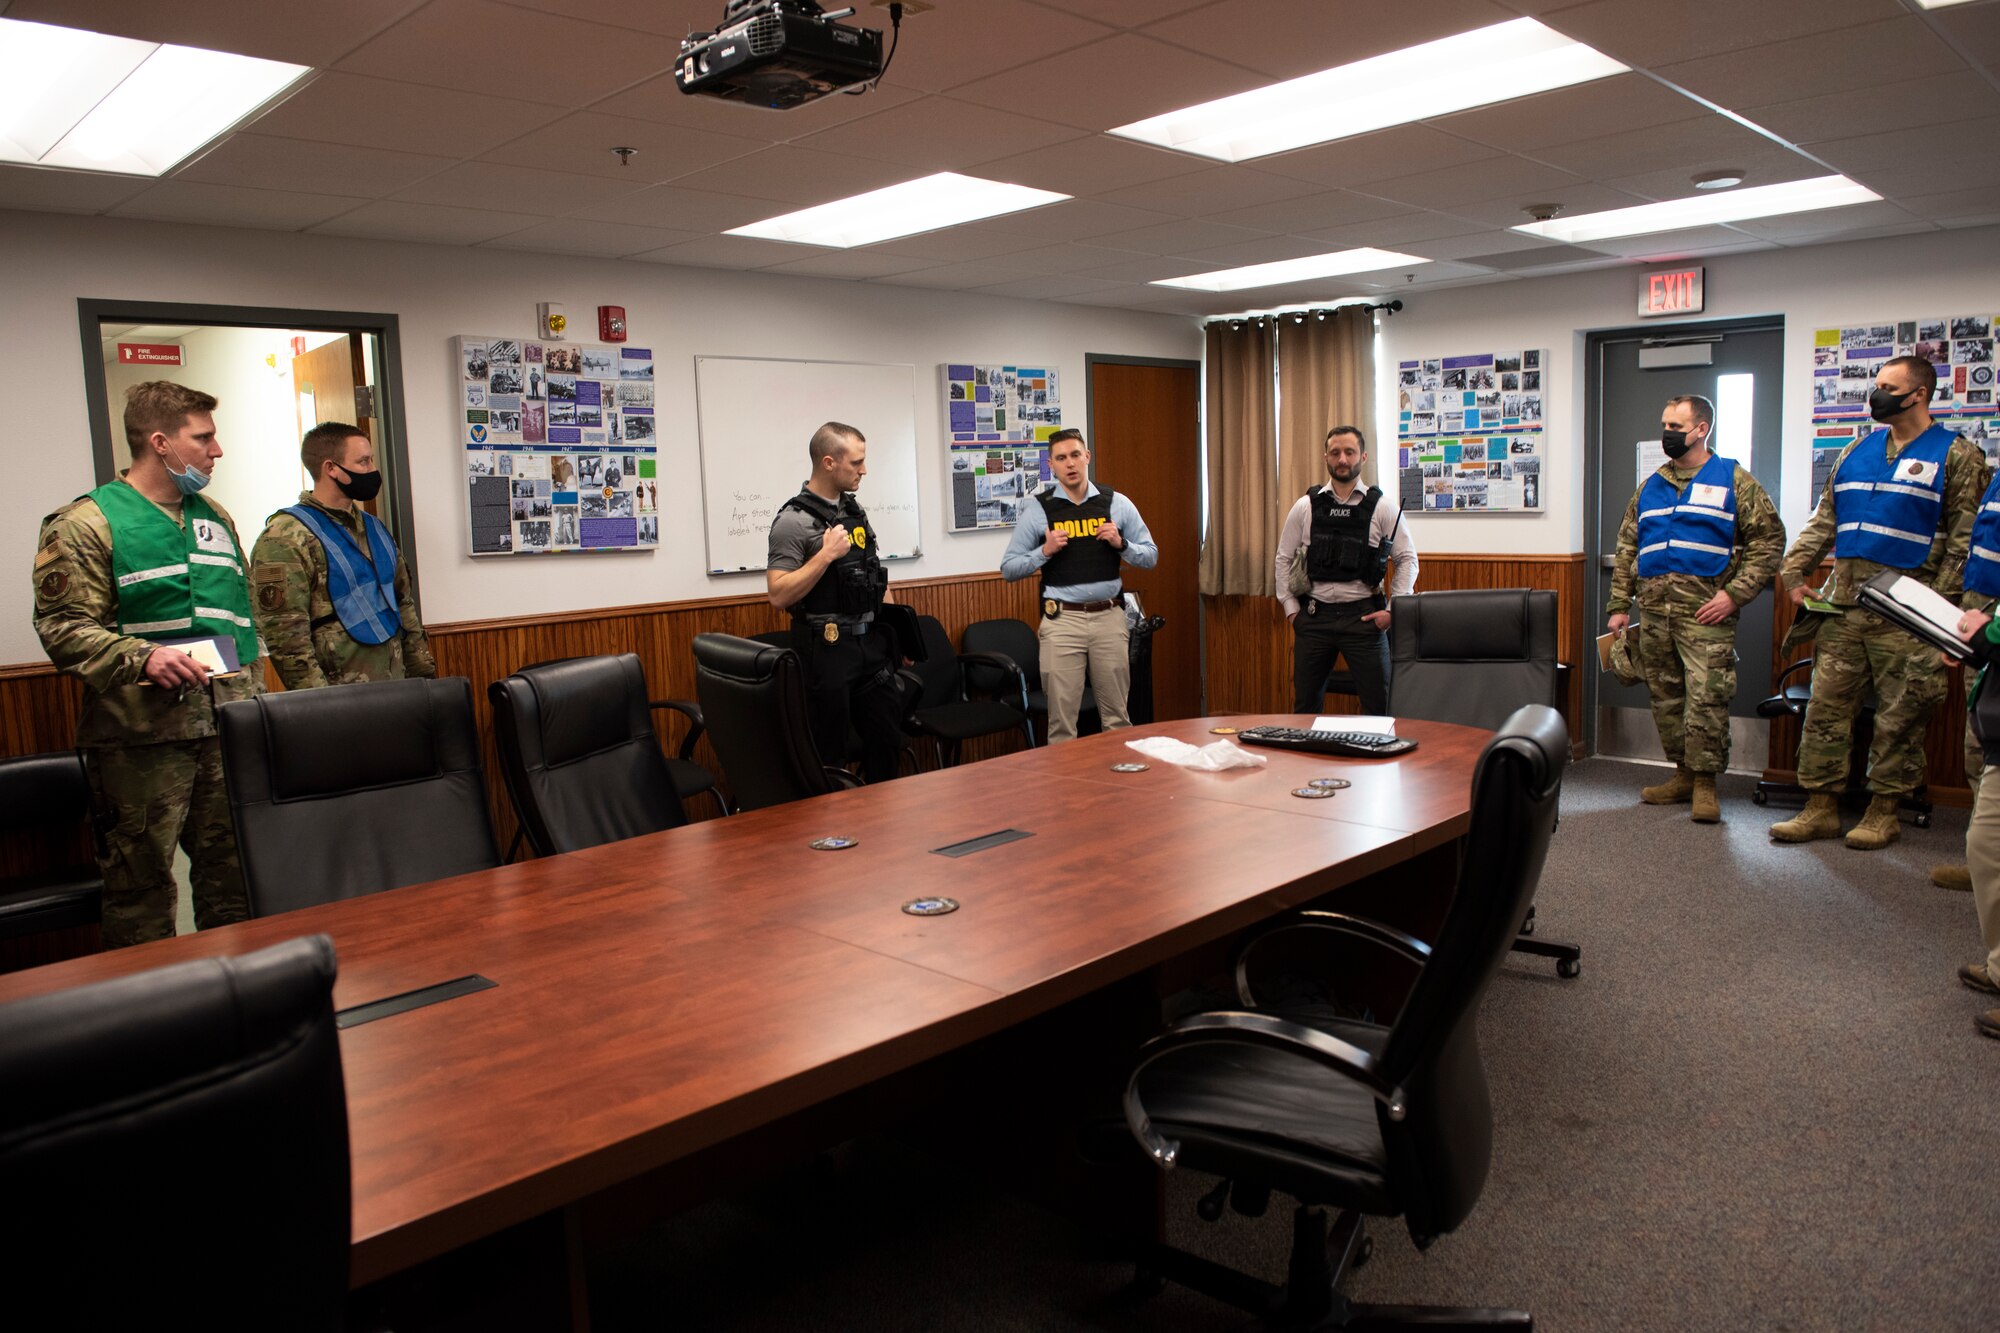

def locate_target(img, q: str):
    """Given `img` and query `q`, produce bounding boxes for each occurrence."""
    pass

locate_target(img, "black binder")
[1855,571,1974,662]
[875,602,928,663]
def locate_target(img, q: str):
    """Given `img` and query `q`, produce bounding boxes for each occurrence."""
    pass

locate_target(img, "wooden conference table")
[0,714,1489,1296]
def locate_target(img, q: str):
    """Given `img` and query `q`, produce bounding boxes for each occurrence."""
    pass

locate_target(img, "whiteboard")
[693,356,923,573]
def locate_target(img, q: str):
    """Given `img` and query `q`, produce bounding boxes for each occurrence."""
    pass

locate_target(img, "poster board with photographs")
[1809,314,1999,496]
[941,362,1063,531]
[1393,349,1547,512]
[692,356,921,574]
[457,335,659,556]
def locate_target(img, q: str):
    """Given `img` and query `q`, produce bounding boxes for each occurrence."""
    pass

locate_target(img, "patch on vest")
[1690,483,1729,508]
[191,518,235,555]
[1899,459,1940,485]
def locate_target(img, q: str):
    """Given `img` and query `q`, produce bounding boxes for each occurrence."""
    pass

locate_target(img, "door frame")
[76,298,419,599]
[1581,313,1785,755]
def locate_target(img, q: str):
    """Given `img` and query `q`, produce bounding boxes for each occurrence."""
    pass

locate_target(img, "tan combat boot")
[1844,796,1902,850]
[1769,793,1842,842]
[1641,767,1695,805]
[1690,776,1720,824]
[1931,865,1973,892]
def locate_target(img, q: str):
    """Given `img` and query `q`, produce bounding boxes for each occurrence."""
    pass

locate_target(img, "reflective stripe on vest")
[1634,454,1738,578]
[88,480,260,664]
[1968,482,2000,597]
[281,504,402,646]
[1830,424,1954,569]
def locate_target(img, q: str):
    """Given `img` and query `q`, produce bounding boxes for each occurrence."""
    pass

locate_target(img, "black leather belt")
[1048,598,1119,613]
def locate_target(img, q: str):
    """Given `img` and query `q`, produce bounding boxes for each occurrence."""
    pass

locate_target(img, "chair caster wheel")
[1916,813,1931,829]
[1752,790,1768,805]
[1352,1237,1374,1268]
[1519,918,1535,937]
[1557,959,1581,979]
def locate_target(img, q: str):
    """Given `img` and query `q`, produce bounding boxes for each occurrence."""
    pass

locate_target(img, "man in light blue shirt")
[1001,429,1158,742]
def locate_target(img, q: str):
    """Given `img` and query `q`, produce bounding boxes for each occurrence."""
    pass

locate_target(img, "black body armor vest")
[781,488,887,622]
[1036,486,1122,594]
[1306,486,1393,586]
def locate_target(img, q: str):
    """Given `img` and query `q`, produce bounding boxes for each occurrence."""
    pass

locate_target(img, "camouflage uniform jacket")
[250,493,436,690]
[1781,431,1984,605]
[1607,460,1786,619]
[34,481,267,748]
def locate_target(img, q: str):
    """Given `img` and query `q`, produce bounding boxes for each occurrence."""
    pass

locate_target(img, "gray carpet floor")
[592,760,1998,1331]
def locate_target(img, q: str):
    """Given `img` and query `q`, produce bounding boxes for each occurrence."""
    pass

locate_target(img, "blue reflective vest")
[1830,423,1954,569]
[1969,474,2000,597]
[281,504,401,646]
[1635,453,1737,578]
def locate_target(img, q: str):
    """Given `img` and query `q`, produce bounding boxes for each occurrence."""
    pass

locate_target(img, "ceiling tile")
[1570,224,1771,258]
[1934,0,2000,67]
[0,164,153,214]
[950,34,1262,131]
[309,200,549,244]
[1061,0,1217,27]
[957,198,1180,241]
[1406,231,1588,262]
[1428,74,1708,153]
[1204,189,1429,234]
[967,275,1135,301]
[566,183,806,231]
[859,226,1049,261]
[1362,155,1593,211]
[1172,234,1345,267]
[476,218,706,257]
[1841,150,2000,201]
[1538,0,1904,68]
[1744,72,2000,147]
[973,136,1208,197]
[479,112,766,182]
[1431,182,1652,228]
[1093,166,1325,216]
[1770,219,1937,248]
[1899,184,2000,224]
[174,134,454,197]
[586,74,922,139]
[3,0,427,66]
[1528,114,1805,180]
[625,233,809,268]
[663,145,926,206]
[1085,218,1276,256]
[249,73,569,159]
[1722,199,1920,239]
[1142,0,1518,79]
[109,180,366,229]
[1448,241,1623,270]
[966,241,1158,273]
[478,0,707,38]
[762,250,946,280]
[1597,154,1823,204]
[336,0,684,106]
[1257,125,1498,188]
[390,161,649,215]
[1660,17,1963,112]
[1073,254,1213,283]
[1809,116,2000,178]
[789,97,1086,172]
[876,257,1044,289]
[1301,209,1487,247]
[871,0,1117,94]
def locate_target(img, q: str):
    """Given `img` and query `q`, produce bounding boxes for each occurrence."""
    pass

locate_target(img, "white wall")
[4,209,1200,666]
[1380,223,2000,555]
[174,324,315,530]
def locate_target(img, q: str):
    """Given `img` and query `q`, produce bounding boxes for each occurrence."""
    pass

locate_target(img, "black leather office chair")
[1752,656,1933,827]
[0,751,101,941]
[693,633,861,812]
[490,654,696,858]
[1391,588,1578,979]
[905,614,1036,766]
[1120,705,1567,1330]
[218,677,503,917]
[962,617,1097,739]
[0,934,349,1331]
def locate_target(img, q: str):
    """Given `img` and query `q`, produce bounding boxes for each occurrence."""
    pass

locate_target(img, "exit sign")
[1638,266,1705,317]
[117,342,183,365]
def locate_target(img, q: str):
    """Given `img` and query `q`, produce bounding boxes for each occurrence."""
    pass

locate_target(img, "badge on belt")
[823,622,840,644]
[1044,598,1061,620]
[1305,598,1317,616]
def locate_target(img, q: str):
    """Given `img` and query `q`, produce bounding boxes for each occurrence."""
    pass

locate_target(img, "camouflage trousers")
[1796,609,1945,797]
[83,738,249,948]
[1635,612,1737,775]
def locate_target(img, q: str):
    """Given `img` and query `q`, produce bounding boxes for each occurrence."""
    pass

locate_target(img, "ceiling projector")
[674,1,885,110]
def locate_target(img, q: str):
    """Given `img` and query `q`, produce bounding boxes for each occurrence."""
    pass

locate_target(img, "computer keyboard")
[1237,726,1419,758]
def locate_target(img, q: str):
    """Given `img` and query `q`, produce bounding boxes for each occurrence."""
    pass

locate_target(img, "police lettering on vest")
[1036,485,1122,595]
[1829,423,1954,569]
[1635,453,1738,578]
[782,488,887,623]
[1306,485,1394,587]
[1969,475,2000,598]
[281,504,401,646]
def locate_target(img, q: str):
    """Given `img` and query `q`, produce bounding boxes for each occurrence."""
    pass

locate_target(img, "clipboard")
[1855,571,1973,661]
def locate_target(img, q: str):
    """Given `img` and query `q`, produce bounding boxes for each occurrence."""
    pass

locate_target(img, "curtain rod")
[1206,298,1402,329]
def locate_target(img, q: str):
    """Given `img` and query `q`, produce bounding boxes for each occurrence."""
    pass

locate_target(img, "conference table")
[0,713,1489,1314]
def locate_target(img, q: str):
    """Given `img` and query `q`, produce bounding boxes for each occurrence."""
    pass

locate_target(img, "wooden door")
[292,333,378,512]
[1088,360,1202,721]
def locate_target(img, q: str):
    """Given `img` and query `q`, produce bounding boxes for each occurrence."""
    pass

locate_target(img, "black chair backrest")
[693,633,838,812]
[0,935,349,1331]
[0,751,91,836]
[1378,704,1568,1240]
[962,618,1041,696]
[490,654,689,856]
[1390,588,1558,729]
[908,614,964,709]
[218,678,502,916]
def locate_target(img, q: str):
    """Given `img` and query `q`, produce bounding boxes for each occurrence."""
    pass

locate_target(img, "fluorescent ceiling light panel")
[1510,174,1881,243]
[1109,18,1627,163]
[728,172,1070,247]
[1153,248,1429,292]
[0,17,308,176]
[1913,0,1979,9]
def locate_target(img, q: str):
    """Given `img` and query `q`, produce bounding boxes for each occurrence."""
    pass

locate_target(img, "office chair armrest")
[958,651,1030,713]
[649,698,707,762]
[824,766,864,789]
[1773,657,1814,691]
[1124,1010,1405,1168]
[1233,911,1431,1008]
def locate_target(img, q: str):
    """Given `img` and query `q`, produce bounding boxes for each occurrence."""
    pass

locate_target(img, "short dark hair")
[1882,354,1938,397]
[123,381,217,455]
[1324,425,1367,450]
[809,421,864,465]
[1047,428,1086,449]
[301,421,367,479]
[1665,394,1714,429]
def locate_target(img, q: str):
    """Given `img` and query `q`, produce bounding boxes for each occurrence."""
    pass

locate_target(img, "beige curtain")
[1198,318,1278,597]
[1277,304,1378,503]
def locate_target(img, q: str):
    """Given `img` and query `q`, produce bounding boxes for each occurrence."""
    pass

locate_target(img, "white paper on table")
[1314,716,1396,735]
[1124,736,1267,770]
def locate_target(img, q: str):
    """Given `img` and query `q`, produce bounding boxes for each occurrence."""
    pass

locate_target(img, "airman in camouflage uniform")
[33,383,264,947]
[1772,355,1982,850]
[1607,394,1785,822]
[250,423,433,690]
[1935,462,2000,891]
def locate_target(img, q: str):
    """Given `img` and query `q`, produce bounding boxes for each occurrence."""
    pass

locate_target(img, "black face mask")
[1660,428,1694,459]
[1868,386,1913,422]
[333,466,383,502]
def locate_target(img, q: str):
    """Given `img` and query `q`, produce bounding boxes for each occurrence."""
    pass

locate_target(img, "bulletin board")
[457,335,659,556]
[693,356,922,574]
[941,362,1064,531]
[1394,348,1548,512]
[1809,313,1999,495]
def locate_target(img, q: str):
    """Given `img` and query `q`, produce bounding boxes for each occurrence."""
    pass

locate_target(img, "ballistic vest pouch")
[1306,486,1391,586]
[782,488,886,624]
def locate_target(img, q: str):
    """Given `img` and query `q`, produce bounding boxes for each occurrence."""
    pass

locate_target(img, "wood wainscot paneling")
[1203,553,1588,749]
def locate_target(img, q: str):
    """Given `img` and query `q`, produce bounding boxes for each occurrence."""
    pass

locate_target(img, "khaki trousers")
[1964,760,2000,987]
[1038,607,1130,744]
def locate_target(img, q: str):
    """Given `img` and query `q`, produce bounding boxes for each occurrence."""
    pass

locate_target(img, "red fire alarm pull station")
[599,306,627,342]
[1638,266,1705,317]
